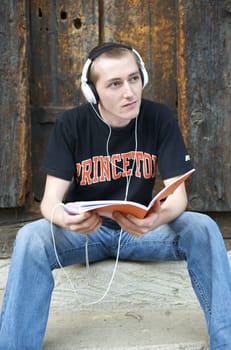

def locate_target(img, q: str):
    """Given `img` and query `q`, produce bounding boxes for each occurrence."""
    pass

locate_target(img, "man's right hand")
[62,209,102,234]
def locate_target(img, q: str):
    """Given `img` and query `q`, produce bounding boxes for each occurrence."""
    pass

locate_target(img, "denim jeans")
[0,211,231,349]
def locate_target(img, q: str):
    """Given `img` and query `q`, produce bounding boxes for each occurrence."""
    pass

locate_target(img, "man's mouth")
[122,101,137,108]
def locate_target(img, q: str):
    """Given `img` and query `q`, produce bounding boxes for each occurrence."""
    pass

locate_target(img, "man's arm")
[112,175,188,237]
[40,175,102,234]
[154,177,188,226]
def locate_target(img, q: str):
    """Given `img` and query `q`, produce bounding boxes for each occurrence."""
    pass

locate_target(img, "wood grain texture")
[102,0,178,112]
[178,1,231,211]
[0,0,31,207]
[0,0,230,213]
[29,0,99,198]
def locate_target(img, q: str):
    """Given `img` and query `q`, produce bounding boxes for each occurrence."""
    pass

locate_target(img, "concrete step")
[45,307,208,350]
[45,257,212,350]
[2,251,226,349]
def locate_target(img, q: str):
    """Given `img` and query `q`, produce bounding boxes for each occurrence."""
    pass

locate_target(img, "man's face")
[93,52,143,127]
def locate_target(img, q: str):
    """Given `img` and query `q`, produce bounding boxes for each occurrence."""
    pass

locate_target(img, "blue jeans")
[0,212,231,349]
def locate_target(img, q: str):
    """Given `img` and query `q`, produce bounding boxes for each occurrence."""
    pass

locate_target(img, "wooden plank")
[101,0,178,193]
[29,0,99,199]
[178,0,231,211]
[29,0,99,106]
[0,203,41,258]
[102,0,178,113]
[0,0,30,207]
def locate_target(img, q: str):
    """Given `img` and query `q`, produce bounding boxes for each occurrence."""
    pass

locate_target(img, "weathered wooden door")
[178,1,231,211]
[29,0,178,200]
[0,0,230,213]
[29,1,100,199]
[0,0,30,208]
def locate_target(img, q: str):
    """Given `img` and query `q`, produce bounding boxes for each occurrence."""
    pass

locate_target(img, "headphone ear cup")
[88,82,99,103]
[81,58,98,104]
[81,81,97,104]
[131,48,149,88]
[140,66,149,88]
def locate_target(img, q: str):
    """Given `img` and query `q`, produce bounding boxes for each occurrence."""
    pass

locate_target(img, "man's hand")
[63,209,102,234]
[112,201,161,237]
[40,176,103,234]
[112,178,189,237]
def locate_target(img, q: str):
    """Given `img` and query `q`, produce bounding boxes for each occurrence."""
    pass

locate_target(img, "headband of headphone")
[81,43,149,104]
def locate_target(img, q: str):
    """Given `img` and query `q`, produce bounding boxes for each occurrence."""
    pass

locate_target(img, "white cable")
[91,103,138,200]
[105,118,138,200]
[50,203,123,305]
[50,204,83,300]
[50,104,138,305]
[85,234,91,284]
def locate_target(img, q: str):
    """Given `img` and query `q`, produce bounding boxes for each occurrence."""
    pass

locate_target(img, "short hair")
[88,43,140,84]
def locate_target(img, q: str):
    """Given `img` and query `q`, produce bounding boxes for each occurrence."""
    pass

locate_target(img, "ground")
[0,210,230,349]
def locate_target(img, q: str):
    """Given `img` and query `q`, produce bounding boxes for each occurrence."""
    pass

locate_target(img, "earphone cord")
[50,204,123,306]
[50,105,138,305]
[105,119,138,200]
[91,102,138,201]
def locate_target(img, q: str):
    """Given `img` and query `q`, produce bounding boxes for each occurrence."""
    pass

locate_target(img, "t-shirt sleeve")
[156,105,194,180]
[41,113,76,180]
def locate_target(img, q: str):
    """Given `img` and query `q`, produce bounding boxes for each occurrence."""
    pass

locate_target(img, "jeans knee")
[190,212,222,244]
[15,219,52,256]
[176,212,224,256]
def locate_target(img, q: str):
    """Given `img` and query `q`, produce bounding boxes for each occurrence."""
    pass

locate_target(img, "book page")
[64,168,195,218]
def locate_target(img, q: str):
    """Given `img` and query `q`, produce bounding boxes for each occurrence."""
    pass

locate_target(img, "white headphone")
[81,43,149,104]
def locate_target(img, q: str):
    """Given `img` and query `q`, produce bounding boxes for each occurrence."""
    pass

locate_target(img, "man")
[0,43,231,349]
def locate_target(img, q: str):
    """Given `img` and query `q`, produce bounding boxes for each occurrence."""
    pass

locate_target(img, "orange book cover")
[64,169,195,219]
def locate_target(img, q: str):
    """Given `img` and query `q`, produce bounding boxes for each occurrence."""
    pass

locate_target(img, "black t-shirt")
[41,99,193,227]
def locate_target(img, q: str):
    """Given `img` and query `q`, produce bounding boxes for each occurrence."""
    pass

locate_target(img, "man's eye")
[109,81,121,88]
[131,75,140,82]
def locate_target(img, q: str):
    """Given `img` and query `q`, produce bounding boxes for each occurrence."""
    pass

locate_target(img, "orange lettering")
[80,159,92,185]
[111,154,122,180]
[92,156,99,183]
[132,151,143,177]
[143,153,152,179]
[99,156,111,182]
[152,155,157,177]
[76,163,81,178]
[121,152,132,177]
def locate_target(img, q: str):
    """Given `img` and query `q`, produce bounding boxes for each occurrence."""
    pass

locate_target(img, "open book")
[64,168,195,219]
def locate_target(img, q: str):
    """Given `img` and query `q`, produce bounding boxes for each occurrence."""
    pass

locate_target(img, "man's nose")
[123,81,134,97]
